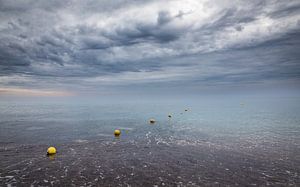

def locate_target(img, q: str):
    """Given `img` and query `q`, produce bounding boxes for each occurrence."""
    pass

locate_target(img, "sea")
[0,95,299,186]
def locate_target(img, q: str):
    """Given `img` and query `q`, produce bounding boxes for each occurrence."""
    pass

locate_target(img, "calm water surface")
[0,96,299,186]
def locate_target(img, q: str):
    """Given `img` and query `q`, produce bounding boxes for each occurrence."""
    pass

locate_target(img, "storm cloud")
[0,0,300,95]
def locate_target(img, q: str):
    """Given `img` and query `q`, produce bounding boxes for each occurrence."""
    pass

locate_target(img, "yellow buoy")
[114,129,121,136]
[149,119,156,124]
[47,147,56,155]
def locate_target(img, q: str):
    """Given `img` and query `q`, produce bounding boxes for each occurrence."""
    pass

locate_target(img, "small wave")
[97,133,112,137]
[74,139,89,143]
[26,127,45,130]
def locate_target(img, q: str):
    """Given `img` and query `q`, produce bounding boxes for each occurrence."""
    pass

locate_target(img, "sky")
[0,0,300,97]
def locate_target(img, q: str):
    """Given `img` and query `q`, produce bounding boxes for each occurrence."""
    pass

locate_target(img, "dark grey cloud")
[0,0,300,95]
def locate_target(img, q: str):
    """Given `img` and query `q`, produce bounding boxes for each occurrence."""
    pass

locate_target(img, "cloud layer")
[0,0,300,95]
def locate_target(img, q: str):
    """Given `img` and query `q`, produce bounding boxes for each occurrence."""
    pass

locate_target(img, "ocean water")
[0,96,299,186]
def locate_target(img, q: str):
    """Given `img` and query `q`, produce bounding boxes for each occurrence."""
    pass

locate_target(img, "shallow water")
[0,96,300,186]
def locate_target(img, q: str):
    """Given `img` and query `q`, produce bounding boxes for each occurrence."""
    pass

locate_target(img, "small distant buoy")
[149,119,156,124]
[185,109,188,111]
[168,114,172,118]
[114,129,121,136]
[47,147,56,155]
